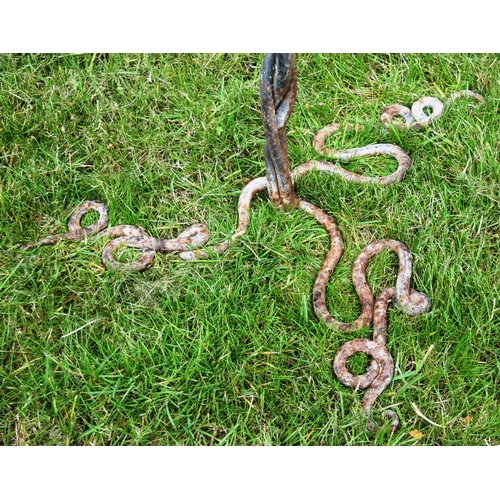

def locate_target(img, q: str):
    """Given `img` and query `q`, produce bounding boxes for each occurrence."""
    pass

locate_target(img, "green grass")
[1,53,499,445]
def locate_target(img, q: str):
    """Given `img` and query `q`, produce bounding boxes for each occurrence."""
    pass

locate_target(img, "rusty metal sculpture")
[20,54,441,433]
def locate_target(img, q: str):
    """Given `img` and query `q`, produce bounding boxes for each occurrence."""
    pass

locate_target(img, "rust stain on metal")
[260,53,298,208]
[20,200,210,271]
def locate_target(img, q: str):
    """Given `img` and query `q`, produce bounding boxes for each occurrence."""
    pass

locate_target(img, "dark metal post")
[260,53,298,209]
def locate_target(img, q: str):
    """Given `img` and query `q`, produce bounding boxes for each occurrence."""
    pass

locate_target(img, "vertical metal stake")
[260,53,298,209]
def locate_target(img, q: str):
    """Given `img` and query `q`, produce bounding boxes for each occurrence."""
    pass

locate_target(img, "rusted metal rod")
[259,53,298,209]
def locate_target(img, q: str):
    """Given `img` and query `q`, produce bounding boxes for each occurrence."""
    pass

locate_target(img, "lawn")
[1,53,499,445]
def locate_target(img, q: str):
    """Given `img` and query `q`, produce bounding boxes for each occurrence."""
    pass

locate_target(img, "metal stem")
[260,53,297,208]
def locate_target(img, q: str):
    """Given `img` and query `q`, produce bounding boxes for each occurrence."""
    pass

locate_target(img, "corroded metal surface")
[179,176,268,261]
[20,200,209,271]
[381,90,484,130]
[298,120,413,184]
[333,286,399,433]
[260,53,297,208]
[20,200,110,251]
[311,238,430,332]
